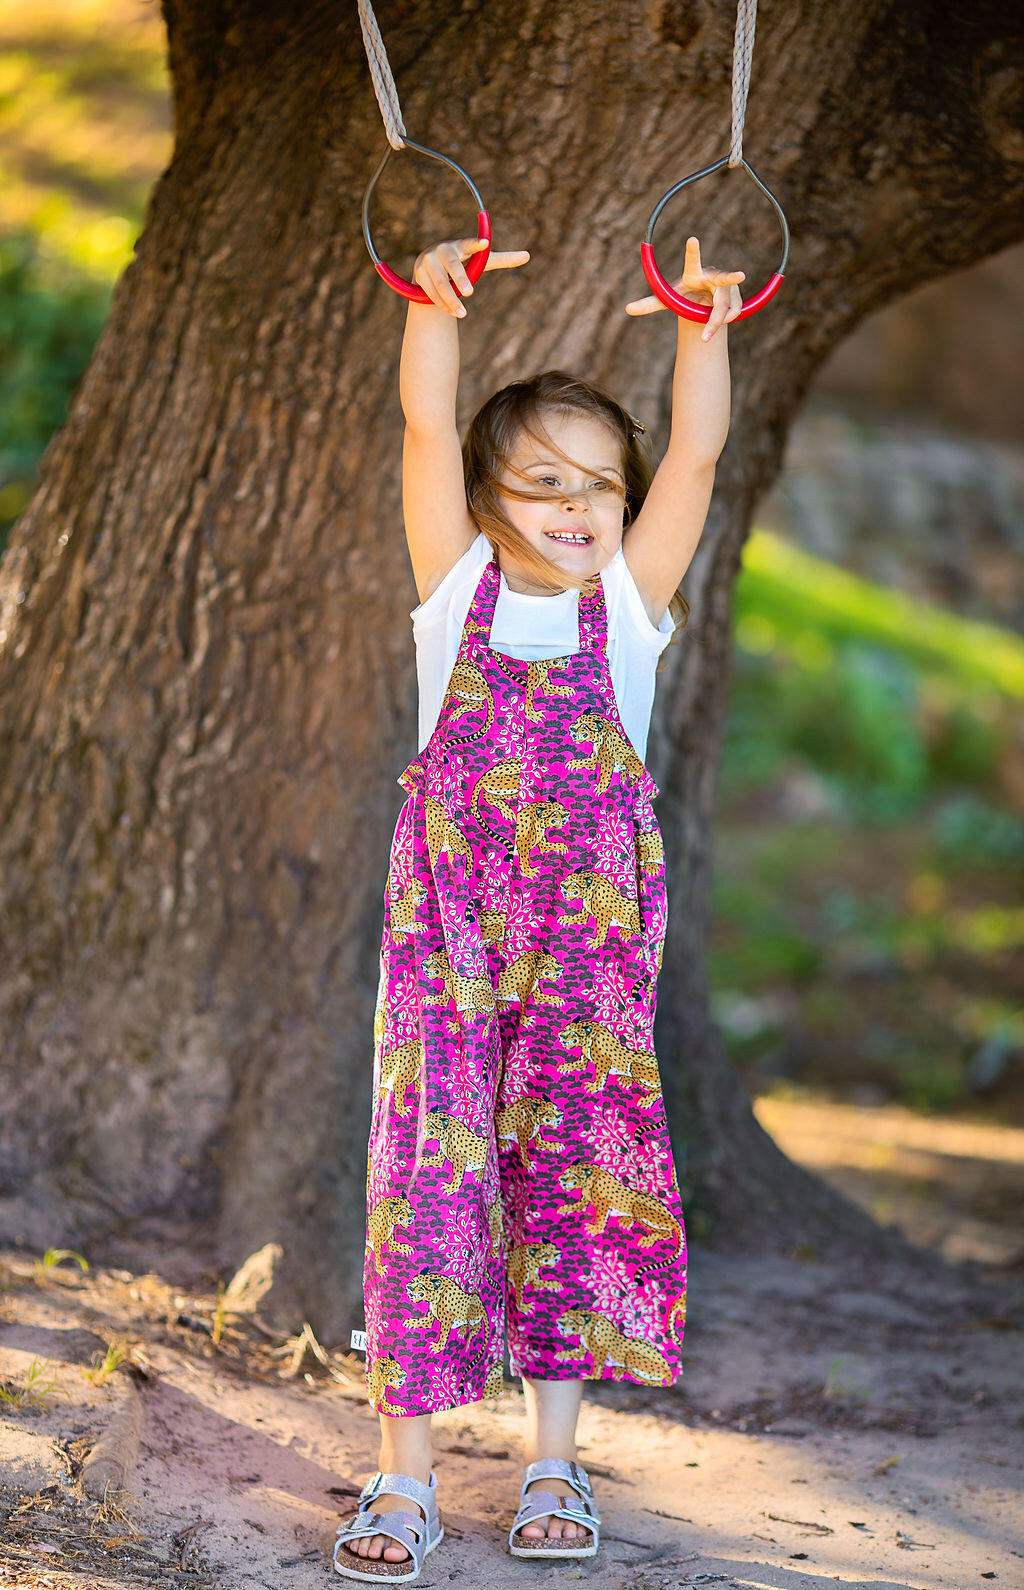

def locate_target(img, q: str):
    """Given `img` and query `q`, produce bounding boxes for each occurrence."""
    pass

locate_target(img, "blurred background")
[2,0,1022,1273]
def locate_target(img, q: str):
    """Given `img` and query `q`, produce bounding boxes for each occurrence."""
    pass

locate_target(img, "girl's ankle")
[376,1452,433,1479]
[522,1445,579,1466]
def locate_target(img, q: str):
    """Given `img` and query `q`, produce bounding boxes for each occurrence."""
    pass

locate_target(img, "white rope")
[728,0,757,168]
[356,0,407,150]
[356,0,755,167]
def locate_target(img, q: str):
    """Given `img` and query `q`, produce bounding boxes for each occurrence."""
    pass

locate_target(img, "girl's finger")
[627,278,712,313]
[439,244,475,296]
[700,286,730,339]
[424,261,466,316]
[624,293,665,315]
[411,259,440,306]
[482,249,531,270]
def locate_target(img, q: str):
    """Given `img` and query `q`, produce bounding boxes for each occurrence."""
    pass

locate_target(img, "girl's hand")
[625,235,745,339]
[412,236,531,318]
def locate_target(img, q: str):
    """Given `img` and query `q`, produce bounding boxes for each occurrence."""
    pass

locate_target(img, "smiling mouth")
[545,530,593,545]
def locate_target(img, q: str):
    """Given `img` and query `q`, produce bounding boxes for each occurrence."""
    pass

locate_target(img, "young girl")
[335,233,743,1582]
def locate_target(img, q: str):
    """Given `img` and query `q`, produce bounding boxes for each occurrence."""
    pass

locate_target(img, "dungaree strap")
[576,573,608,651]
[462,553,609,657]
[462,552,501,648]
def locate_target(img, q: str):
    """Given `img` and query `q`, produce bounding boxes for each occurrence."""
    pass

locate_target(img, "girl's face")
[496,410,627,593]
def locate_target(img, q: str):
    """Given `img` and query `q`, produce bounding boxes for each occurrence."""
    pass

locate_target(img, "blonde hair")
[461,370,688,669]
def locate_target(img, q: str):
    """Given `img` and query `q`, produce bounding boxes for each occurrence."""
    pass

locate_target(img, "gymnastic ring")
[362,138,492,304]
[640,155,789,321]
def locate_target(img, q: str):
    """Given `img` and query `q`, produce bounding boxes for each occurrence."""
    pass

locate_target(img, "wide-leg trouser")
[362,778,687,1418]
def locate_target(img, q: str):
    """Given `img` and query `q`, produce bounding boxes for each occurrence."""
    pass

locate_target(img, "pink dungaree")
[363,548,687,1416]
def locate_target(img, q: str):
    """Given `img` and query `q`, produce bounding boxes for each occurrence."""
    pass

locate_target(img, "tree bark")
[0,0,1021,1336]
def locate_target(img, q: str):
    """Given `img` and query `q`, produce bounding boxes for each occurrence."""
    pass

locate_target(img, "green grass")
[723,530,1024,833]
[737,529,1024,699]
[0,1354,70,1409]
[80,1335,131,1386]
[34,1246,90,1278]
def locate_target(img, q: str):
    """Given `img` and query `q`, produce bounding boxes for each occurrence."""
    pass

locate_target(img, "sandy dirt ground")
[2,1100,1023,1589]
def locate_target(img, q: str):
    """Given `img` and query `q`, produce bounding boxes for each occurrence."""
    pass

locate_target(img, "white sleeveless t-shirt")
[409,532,674,761]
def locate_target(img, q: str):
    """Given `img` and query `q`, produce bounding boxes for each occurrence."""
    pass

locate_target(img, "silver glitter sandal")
[508,1457,601,1559]
[333,1469,444,1582]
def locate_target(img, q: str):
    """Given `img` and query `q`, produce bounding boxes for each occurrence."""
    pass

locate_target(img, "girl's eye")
[536,476,613,490]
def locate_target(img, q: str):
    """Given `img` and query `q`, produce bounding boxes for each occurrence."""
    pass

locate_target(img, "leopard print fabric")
[363,551,685,1415]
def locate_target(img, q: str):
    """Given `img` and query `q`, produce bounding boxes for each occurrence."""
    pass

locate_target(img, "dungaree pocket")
[633,799,668,984]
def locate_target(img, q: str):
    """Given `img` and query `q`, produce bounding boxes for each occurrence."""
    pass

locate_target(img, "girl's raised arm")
[399,237,529,606]
[620,236,743,625]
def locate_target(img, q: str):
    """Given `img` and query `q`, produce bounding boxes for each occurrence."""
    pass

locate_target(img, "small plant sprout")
[0,1356,72,1409]
[823,1358,870,1402]
[81,1336,132,1387]
[34,1247,90,1281]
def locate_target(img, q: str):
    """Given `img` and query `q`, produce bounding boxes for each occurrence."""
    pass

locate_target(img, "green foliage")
[928,698,1001,786]
[788,646,926,818]
[708,879,822,988]
[736,529,1024,699]
[725,530,1020,823]
[930,792,1024,869]
[715,530,1024,1116]
[901,1053,967,1113]
[0,229,110,543]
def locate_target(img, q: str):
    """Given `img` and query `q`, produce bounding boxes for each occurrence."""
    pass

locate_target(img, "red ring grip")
[375,212,491,304]
[640,155,790,322]
[362,138,492,304]
[641,246,783,321]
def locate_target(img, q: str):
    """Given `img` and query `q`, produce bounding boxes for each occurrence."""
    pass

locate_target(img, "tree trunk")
[0,0,1021,1336]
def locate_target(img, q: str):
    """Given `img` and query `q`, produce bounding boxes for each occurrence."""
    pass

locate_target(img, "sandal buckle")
[569,1460,592,1495]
